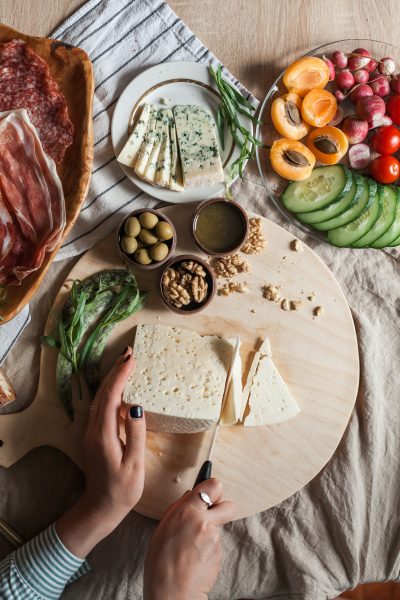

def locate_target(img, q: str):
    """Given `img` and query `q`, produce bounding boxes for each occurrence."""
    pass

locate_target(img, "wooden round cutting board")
[0,203,359,520]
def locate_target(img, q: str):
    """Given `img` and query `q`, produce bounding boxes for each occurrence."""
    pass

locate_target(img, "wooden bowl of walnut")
[159,255,216,314]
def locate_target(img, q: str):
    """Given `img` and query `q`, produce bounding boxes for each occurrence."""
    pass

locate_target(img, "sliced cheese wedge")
[173,104,224,188]
[134,105,158,177]
[123,323,236,433]
[240,350,260,421]
[117,103,151,167]
[155,110,172,187]
[244,338,300,427]
[143,112,165,183]
[169,116,184,191]
[221,340,242,426]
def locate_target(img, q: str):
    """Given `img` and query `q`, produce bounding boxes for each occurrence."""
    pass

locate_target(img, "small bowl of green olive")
[118,209,177,270]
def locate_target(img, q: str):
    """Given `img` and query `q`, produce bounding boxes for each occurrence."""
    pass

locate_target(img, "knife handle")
[193,460,212,488]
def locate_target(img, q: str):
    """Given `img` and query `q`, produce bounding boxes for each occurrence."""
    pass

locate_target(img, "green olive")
[124,216,141,238]
[139,211,158,229]
[155,220,174,241]
[151,242,169,262]
[134,248,152,265]
[120,236,138,255]
[139,228,158,245]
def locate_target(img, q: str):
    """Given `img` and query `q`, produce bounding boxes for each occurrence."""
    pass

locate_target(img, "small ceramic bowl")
[191,198,249,256]
[118,208,177,270]
[159,254,216,314]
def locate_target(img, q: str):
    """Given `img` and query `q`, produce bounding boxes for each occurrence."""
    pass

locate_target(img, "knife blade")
[193,336,241,488]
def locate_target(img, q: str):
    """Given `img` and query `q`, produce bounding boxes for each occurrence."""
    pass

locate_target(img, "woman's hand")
[56,347,146,558]
[144,478,236,600]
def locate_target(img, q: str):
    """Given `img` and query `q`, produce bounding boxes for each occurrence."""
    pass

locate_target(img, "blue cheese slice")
[117,103,151,167]
[143,111,165,183]
[173,105,224,188]
[123,323,236,433]
[169,117,184,191]
[134,105,158,177]
[244,338,300,426]
[155,110,172,187]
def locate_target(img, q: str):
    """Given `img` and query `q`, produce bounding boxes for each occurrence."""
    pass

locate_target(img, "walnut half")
[211,254,250,279]
[241,218,266,254]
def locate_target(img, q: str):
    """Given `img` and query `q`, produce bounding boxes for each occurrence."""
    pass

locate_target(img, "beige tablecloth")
[0,160,399,599]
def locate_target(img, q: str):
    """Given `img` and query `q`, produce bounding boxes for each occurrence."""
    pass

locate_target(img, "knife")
[193,336,241,488]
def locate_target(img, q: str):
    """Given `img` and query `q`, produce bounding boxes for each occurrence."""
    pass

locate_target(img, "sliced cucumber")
[297,173,356,225]
[327,187,381,247]
[388,234,400,246]
[314,177,372,232]
[352,185,397,248]
[281,165,352,213]
[371,187,400,248]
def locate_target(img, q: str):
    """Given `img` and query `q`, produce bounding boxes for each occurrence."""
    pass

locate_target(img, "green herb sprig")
[209,65,264,182]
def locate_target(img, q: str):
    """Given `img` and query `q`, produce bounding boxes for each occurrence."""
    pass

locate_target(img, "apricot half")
[301,89,337,128]
[271,93,310,140]
[307,126,349,165]
[283,56,330,97]
[270,138,316,180]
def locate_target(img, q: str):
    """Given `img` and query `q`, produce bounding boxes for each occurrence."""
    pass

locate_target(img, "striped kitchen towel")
[52,0,257,260]
[0,305,30,366]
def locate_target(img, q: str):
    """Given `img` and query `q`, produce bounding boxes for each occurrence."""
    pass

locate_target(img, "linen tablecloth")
[1,0,400,598]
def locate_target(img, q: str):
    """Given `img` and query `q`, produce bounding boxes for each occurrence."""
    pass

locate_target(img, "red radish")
[342,116,369,144]
[378,57,396,76]
[350,83,373,103]
[366,58,378,72]
[356,95,386,121]
[331,50,347,69]
[349,143,371,169]
[322,55,335,81]
[348,54,371,71]
[368,115,393,129]
[334,90,346,103]
[369,74,390,97]
[352,48,370,57]
[354,69,369,84]
[391,74,400,94]
[336,69,355,91]
[329,105,345,127]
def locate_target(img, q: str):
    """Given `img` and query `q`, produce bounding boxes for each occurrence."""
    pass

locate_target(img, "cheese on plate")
[173,105,224,188]
[243,338,300,426]
[143,111,165,183]
[134,105,158,176]
[168,116,184,191]
[155,109,172,187]
[123,323,239,433]
[117,103,151,168]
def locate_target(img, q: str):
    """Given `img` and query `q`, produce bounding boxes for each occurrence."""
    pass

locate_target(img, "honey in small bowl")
[192,198,249,256]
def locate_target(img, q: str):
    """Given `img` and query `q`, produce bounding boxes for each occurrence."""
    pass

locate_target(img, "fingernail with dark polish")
[123,354,131,363]
[121,346,128,355]
[130,405,143,419]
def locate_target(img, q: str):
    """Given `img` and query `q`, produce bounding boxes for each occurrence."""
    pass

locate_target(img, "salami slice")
[0,39,74,163]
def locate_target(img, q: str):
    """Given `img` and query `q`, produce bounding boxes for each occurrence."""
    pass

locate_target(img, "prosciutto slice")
[0,109,65,286]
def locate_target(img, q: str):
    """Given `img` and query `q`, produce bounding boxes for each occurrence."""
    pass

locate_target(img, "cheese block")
[117,103,151,167]
[155,110,172,187]
[134,105,158,177]
[173,105,224,188]
[169,116,184,191]
[123,324,237,433]
[143,111,165,183]
[221,343,243,426]
[244,338,300,426]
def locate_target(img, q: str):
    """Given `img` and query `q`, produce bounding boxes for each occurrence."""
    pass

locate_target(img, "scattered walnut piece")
[250,308,256,313]
[241,218,266,254]
[290,300,304,311]
[307,292,316,302]
[281,299,290,311]
[218,281,249,296]
[191,275,208,303]
[211,254,250,279]
[174,475,182,483]
[181,260,206,277]
[262,284,281,302]
[290,239,304,252]
[314,306,324,317]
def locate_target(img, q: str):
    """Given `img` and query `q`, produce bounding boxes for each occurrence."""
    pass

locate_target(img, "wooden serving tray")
[0,205,360,520]
[0,24,94,324]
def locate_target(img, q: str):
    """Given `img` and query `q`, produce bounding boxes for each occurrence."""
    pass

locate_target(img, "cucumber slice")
[327,187,381,247]
[314,176,372,232]
[297,173,356,225]
[352,185,397,248]
[388,234,400,247]
[371,187,400,248]
[281,165,351,213]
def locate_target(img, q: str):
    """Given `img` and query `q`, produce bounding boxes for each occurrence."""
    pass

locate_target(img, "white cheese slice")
[173,104,224,188]
[168,117,184,191]
[123,323,235,433]
[221,343,243,426]
[244,338,300,427]
[143,111,165,183]
[155,110,172,187]
[134,105,158,177]
[240,350,260,421]
[117,103,151,167]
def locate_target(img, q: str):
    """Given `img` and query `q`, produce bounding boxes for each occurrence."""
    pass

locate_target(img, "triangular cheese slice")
[244,338,300,426]
[221,340,242,426]
[240,350,260,421]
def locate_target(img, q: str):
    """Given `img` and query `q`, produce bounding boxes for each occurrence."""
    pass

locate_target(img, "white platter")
[111,61,251,203]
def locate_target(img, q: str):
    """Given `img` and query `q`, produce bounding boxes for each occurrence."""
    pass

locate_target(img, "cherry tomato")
[386,95,400,125]
[370,125,400,154]
[370,155,400,183]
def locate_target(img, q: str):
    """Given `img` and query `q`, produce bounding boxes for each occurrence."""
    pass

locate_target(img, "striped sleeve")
[0,524,90,599]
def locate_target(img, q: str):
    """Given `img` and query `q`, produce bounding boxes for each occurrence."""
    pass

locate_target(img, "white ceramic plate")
[111,62,251,203]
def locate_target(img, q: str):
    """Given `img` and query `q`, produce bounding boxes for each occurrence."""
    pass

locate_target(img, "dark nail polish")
[123,354,131,363]
[121,346,128,355]
[130,405,143,419]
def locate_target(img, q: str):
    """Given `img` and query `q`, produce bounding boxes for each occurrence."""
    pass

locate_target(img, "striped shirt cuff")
[12,523,90,599]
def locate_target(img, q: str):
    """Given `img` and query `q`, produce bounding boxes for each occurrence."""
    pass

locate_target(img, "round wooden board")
[0,204,359,521]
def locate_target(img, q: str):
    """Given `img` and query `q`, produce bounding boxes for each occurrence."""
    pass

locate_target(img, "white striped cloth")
[0,523,89,599]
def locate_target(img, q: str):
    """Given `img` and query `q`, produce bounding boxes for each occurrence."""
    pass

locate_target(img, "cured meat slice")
[0,110,65,286]
[0,39,74,163]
